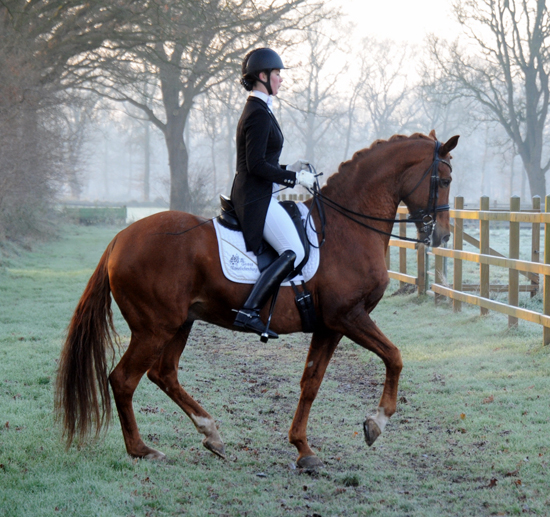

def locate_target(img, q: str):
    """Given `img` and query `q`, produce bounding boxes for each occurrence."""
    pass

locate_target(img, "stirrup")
[233,309,278,339]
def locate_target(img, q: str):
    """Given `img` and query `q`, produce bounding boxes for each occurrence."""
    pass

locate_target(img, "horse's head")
[401,131,459,248]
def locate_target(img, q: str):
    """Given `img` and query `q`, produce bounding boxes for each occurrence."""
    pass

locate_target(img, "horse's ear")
[429,129,437,140]
[439,135,460,156]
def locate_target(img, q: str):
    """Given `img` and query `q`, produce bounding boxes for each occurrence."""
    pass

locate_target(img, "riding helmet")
[241,48,285,92]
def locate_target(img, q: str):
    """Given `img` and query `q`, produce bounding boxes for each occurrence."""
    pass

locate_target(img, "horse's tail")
[55,240,118,448]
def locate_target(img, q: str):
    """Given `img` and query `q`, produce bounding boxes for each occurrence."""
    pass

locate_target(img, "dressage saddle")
[218,194,310,276]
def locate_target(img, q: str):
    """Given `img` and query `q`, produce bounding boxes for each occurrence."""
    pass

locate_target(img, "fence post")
[480,196,490,316]
[508,196,520,327]
[544,196,550,345]
[417,243,426,295]
[453,196,464,312]
[532,196,541,298]
[433,201,445,304]
[399,210,407,289]
[434,247,445,305]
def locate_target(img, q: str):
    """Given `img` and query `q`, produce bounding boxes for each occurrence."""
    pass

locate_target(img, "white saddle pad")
[213,202,320,285]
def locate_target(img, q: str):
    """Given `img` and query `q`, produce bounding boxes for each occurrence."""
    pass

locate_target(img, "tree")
[428,0,550,198]
[283,27,344,164]
[82,0,326,211]
[0,0,139,237]
[356,38,418,140]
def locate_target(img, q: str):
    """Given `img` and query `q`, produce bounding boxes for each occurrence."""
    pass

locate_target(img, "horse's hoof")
[363,418,381,447]
[143,449,166,461]
[297,455,324,469]
[202,437,226,459]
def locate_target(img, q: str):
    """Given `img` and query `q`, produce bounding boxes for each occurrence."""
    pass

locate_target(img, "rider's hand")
[286,159,309,172]
[296,169,316,190]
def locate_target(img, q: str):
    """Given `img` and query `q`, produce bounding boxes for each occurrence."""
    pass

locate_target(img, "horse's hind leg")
[146,322,225,459]
[109,330,174,460]
[288,327,342,468]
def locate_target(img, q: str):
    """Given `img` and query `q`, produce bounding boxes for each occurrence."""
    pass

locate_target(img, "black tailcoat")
[230,96,296,254]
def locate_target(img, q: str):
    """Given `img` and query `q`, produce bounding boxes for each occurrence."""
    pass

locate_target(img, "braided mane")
[325,133,435,191]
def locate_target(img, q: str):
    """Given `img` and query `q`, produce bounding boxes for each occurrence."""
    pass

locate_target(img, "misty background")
[1,0,549,242]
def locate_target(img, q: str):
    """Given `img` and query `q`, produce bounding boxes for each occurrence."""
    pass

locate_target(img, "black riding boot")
[234,250,296,339]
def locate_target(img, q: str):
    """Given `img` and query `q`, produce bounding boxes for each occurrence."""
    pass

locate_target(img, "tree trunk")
[523,160,546,199]
[518,133,546,198]
[165,118,191,211]
[143,122,150,203]
[103,137,110,198]
[159,53,192,212]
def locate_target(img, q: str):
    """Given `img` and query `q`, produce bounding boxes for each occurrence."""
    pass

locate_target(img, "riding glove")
[286,159,310,173]
[296,170,316,190]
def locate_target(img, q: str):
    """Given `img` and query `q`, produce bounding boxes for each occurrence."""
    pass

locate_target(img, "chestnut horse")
[55,131,458,468]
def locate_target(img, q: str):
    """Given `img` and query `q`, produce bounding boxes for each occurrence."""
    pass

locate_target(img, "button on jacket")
[231,96,296,254]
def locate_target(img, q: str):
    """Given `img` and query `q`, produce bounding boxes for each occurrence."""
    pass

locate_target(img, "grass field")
[1,225,549,516]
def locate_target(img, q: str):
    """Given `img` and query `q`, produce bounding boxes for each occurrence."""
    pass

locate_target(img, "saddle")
[218,195,310,276]
[217,195,316,332]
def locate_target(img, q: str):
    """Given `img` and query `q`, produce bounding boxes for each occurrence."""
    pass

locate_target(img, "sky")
[342,0,460,45]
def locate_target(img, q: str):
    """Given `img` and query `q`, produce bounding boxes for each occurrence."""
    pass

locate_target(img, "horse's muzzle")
[430,227,450,248]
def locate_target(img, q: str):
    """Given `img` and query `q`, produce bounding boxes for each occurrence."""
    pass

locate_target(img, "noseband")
[404,140,452,242]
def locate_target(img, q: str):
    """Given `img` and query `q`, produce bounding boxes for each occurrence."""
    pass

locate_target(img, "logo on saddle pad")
[229,254,257,273]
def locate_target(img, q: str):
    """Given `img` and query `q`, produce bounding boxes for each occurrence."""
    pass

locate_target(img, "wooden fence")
[386,195,550,346]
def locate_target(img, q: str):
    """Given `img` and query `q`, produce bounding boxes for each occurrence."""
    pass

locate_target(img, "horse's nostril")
[442,234,450,244]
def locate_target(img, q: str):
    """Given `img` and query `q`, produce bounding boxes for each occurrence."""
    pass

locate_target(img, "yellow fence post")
[417,243,426,295]
[480,196,490,315]
[434,251,444,305]
[508,196,520,327]
[453,196,464,312]
[532,196,541,298]
[544,196,550,345]
[399,210,407,289]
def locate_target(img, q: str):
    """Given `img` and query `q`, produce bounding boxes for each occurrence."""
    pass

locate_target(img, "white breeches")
[263,196,306,266]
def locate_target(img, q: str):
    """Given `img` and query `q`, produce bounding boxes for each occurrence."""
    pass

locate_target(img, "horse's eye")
[439,179,451,188]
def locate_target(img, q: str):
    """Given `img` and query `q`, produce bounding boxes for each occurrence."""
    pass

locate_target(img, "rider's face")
[258,69,283,96]
[270,69,283,96]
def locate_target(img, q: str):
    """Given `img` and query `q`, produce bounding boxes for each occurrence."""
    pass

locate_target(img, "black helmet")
[243,48,285,76]
[241,48,285,94]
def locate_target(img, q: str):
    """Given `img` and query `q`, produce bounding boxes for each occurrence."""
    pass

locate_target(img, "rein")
[310,140,452,245]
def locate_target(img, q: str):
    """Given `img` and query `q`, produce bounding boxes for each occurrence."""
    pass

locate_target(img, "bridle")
[402,140,452,242]
[308,139,452,246]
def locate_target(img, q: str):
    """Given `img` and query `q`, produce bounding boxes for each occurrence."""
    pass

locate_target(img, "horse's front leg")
[288,327,342,468]
[334,307,403,447]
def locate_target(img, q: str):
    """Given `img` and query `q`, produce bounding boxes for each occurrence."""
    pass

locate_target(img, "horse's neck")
[321,165,402,224]
[316,150,414,251]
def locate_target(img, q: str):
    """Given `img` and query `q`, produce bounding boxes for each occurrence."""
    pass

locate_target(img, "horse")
[55,130,458,469]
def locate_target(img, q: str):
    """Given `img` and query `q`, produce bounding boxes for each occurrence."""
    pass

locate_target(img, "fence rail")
[386,195,550,346]
[279,191,550,345]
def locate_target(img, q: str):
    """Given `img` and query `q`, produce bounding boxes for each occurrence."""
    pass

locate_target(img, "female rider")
[231,48,315,339]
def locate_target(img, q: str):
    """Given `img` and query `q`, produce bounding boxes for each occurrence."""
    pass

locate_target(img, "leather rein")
[310,140,452,246]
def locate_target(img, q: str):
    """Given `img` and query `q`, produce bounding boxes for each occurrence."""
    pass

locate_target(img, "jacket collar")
[250,90,273,111]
